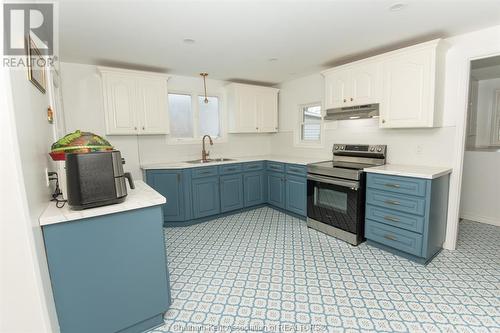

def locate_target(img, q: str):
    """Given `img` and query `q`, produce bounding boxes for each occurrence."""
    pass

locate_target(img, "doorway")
[459,55,500,227]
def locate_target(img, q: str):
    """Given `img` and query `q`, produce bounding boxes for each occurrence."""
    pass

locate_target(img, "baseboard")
[460,213,500,227]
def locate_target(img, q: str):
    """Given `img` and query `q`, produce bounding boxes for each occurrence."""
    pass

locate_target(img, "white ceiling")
[59,0,500,84]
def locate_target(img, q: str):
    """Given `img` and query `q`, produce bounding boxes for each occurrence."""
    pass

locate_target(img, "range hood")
[324,103,379,121]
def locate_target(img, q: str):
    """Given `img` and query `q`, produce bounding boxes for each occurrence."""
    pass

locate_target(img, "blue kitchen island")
[39,181,170,333]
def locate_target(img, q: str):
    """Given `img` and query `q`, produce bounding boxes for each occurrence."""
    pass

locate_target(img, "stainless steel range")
[306,144,387,245]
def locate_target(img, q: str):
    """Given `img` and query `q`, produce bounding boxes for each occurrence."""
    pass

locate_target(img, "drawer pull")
[225,168,237,171]
[384,216,400,222]
[384,183,401,188]
[384,234,397,241]
[200,171,213,175]
[384,200,400,206]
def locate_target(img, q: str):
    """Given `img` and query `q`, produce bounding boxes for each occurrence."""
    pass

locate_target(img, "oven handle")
[307,174,360,190]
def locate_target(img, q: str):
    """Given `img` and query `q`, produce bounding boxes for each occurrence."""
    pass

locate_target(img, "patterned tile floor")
[150,207,500,332]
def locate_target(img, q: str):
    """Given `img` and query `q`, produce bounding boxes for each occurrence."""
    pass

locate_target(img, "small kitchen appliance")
[306,144,387,245]
[65,150,135,210]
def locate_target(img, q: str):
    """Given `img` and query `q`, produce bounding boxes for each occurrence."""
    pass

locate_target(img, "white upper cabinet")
[137,77,169,135]
[99,67,169,135]
[380,40,446,128]
[257,88,279,132]
[226,83,279,133]
[323,60,380,109]
[102,73,138,135]
[322,39,447,128]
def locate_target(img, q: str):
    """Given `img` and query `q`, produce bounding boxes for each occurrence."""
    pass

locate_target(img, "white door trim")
[443,29,500,250]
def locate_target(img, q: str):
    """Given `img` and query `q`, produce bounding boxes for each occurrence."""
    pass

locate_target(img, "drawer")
[266,161,284,172]
[365,220,423,257]
[367,173,427,197]
[285,164,307,176]
[219,163,242,175]
[366,189,426,216]
[191,166,219,179]
[366,204,425,234]
[243,161,265,172]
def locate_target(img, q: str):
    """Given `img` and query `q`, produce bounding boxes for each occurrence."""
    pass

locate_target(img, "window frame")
[167,90,226,144]
[294,102,324,148]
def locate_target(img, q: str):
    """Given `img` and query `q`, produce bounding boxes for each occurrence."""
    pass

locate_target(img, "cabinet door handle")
[384,234,397,241]
[384,183,401,188]
[350,97,353,101]
[343,99,347,103]
[384,200,400,206]
[177,174,181,182]
[134,126,138,130]
[382,119,386,124]
[384,216,400,222]
[142,126,145,130]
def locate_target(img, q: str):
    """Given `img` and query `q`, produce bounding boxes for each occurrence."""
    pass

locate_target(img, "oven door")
[307,174,363,234]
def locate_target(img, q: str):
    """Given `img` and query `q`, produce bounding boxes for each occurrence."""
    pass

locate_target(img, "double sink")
[185,158,235,164]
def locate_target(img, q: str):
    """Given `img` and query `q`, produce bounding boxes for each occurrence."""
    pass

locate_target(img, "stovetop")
[307,144,387,181]
[307,160,375,180]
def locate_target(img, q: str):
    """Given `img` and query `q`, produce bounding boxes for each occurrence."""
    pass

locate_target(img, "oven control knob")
[370,147,375,152]
[334,146,339,150]
[340,146,345,150]
[376,147,382,152]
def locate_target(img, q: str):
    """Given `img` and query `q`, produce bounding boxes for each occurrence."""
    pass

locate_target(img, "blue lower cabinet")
[220,174,244,213]
[146,170,189,222]
[365,173,450,264]
[268,172,285,209]
[285,174,307,216]
[146,161,309,225]
[43,206,170,333]
[243,172,265,207]
[192,176,220,218]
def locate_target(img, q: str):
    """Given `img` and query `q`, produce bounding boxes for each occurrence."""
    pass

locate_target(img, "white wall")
[274,73,456,166]
[460,151,500,226]
[0,68,59,332]
[60,62,273,179]
[475,78,500,146]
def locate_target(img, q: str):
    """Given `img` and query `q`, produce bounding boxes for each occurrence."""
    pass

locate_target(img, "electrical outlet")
[45,168,50,187]
[416,145,423,154]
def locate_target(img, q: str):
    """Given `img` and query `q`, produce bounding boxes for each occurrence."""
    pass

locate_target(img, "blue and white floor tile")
[149,207,500,332]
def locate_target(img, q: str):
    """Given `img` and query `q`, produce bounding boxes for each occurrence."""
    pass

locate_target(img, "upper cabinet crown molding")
[322,39,448,128]
[97,66,170,80]
[98,66,170,135]
[225,83,279,134]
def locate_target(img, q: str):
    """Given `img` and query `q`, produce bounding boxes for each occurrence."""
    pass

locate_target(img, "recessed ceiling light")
[268,58,278,62]
[183,38,196,44]
[389,2,407,11]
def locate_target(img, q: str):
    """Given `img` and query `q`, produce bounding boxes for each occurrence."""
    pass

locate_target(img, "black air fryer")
[65,151,135,210]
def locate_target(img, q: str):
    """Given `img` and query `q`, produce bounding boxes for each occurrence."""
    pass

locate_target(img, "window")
[168,93,221,140]
[300,103,322,142]
[198,96,220,137]
[168,94,193,138]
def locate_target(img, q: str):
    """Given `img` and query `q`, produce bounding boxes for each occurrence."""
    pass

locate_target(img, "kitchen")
[1,1,500,333]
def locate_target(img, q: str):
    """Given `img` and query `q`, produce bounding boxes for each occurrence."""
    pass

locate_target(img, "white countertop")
[39,181,166,226]
[141,155,327,170]
[364,164,452,179]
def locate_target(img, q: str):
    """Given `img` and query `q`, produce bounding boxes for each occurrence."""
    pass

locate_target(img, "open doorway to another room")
[460,55,500,229]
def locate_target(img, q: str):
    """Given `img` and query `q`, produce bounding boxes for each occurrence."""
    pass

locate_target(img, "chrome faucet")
[201,135,213,162]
